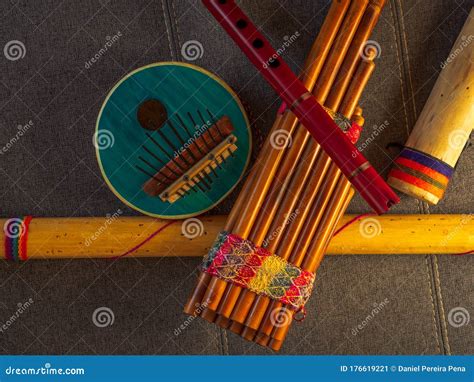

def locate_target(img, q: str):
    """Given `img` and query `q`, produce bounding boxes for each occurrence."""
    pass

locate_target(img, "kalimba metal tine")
[157,129,192,167]
[142,145,180,177]
[168,120,199,163]
[197,173,211,190]
[207,108,225,139]
[188,111,212,150]
[146,132,187,172]
[198,109,217,144]
[208,164,218,178]
[202,171,213,184]
[209,154,222,170]
[176,113,206,156]
[135,165,165,183]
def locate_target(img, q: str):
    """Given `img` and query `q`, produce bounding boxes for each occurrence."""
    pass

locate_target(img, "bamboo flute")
[233,0,383,337]
[212,0,370,327]
[185,0,353,317]
[1,215,471,259]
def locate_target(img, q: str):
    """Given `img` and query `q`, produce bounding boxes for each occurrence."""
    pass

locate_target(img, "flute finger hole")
[269,59,280,68]
[236,19,247,29]
[252,38,264,48]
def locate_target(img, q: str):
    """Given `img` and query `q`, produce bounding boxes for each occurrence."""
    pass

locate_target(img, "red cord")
[110,220,177,260]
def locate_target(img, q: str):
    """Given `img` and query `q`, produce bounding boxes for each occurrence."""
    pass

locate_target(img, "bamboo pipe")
[269,186,356,350]
[243,165,344,339]
[185,0,352,315]
[261,52,376,339]
[212,0,370,327]
[217,144,325,320]
[228,146,330,326]
[0,214,471,260]
[244,43,382,341]
[252,58,377,343]
[325,0,385,107]
[239,20,381,337]
[388,8,474,205]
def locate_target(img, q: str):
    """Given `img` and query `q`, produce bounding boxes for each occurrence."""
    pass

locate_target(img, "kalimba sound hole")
[137,99,168,131]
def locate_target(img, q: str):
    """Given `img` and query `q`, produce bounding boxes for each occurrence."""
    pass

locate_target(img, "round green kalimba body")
[96,62,251,219]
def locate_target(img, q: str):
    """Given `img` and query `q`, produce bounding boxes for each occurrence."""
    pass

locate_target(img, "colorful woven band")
[3,216,33,261]
[201,231,315,310]
[388,147,454,199]
[277,102,361,144]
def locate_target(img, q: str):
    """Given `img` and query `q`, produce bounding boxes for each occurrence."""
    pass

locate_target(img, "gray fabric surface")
[0,0,472,355]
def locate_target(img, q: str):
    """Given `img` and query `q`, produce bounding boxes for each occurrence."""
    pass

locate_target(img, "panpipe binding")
[201,232,315,311]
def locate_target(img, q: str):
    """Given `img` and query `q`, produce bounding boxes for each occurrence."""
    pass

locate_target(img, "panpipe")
[202,0,399,214]
[184,0,391,350]
[1,215,472,260]
[388,8,474,205]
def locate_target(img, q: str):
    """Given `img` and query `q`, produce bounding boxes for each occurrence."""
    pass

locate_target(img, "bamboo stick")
[0,215,471,259]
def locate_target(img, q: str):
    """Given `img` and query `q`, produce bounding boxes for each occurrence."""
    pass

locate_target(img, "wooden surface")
[1,215,471,259]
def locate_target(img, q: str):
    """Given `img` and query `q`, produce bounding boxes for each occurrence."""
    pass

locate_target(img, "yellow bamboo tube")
[0,215,471,259]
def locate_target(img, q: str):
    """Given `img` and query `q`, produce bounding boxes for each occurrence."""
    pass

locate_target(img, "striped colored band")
[3,216,33,261]
[399,147,454,178]
[389,169,445,199]
[201,231,315,310]
[395,157,449,187]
